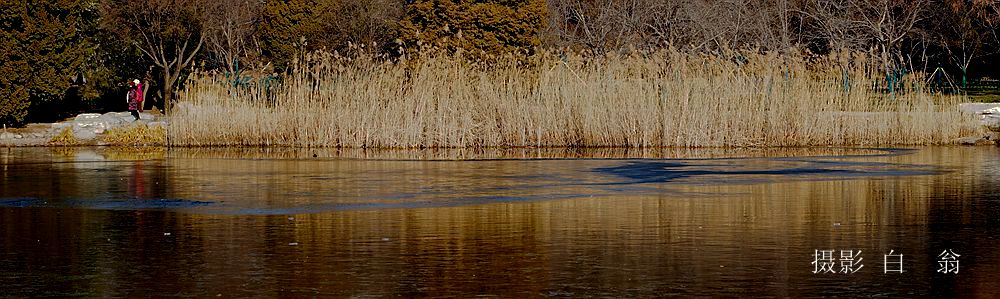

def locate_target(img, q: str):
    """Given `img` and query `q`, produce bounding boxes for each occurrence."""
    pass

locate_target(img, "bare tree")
[745,0,805,50]
[309,0,403,53]
[645,0,694,48]
[329,0,402,47]
[547,0,659,52]
[205,0,264,75]
[800,0,926,67]
[540,0,1000,86]
[547,0,807,53]
[932,0,1000,86]
[101,0,214,113]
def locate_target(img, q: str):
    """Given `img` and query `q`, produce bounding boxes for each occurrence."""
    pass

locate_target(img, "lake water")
[1,146,999,297]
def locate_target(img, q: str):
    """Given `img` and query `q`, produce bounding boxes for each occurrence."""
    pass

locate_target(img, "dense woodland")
[1,0,998,126]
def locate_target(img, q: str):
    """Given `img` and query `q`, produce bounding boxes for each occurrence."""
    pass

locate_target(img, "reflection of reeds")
[167,147,886,161]
[48,146,79,159]
[172,50,982,148]
[98,147,167,161]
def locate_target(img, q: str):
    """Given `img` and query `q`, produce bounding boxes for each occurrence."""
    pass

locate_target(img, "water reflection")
[1,146,999,297]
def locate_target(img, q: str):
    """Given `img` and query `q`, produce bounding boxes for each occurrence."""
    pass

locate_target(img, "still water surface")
[1,146,999,297]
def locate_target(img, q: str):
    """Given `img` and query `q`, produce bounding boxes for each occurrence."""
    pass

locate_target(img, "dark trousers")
[130,110,140,120]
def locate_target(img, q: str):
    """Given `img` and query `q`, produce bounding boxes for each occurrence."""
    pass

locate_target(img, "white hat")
[133,79,140,85]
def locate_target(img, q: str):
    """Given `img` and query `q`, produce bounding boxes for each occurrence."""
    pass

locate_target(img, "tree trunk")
[961,67,968,89]
[163,69,177,115]
[141,84,149,111]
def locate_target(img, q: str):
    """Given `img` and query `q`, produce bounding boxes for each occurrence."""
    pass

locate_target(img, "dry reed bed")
[171,50,982,147]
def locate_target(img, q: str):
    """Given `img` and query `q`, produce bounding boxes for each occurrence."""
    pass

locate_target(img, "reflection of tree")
[7,148,169,201]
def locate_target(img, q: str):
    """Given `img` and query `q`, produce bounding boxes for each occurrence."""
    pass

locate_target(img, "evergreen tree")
[398,0,548,59]
[258,0,321,71]
[258,0,402,70]
[0,0,96,125]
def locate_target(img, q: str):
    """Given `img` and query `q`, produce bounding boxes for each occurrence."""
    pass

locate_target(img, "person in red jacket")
[134,79,144,110]
[127,79,143,121]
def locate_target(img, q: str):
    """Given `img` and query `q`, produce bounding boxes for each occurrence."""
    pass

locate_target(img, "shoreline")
[1,145,928,161]
[3,140,997,148]
[4,102,999,148]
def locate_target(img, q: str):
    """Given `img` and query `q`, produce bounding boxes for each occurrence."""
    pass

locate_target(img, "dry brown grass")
[48,127,81,146]
[170,49,983,147]
[101,124,167,146]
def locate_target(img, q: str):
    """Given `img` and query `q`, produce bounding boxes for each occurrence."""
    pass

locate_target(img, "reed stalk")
[170,49,982,148]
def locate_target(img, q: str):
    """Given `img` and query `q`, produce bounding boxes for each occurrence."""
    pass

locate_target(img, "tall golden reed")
[170,49,982,148]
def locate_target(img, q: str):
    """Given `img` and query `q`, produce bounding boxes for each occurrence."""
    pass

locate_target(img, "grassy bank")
[171,50,982,148]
